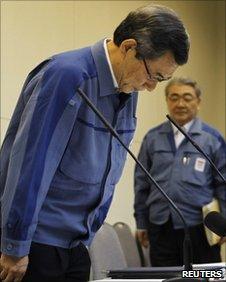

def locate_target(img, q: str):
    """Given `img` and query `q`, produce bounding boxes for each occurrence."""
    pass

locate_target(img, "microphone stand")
[77,88,202,281]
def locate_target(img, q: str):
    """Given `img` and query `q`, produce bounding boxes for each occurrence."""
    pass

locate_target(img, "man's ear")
[120,39,137,55]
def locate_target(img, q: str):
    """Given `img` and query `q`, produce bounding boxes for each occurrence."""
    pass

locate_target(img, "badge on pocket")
[194,157,206,172]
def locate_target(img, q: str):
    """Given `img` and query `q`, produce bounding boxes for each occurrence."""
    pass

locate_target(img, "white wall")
[1,0,225,259]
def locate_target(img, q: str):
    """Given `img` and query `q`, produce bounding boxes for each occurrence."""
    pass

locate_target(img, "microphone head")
[204,211,226,237]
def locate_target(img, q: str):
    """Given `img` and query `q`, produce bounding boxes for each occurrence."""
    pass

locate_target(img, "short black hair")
[165,77,202,97]
[113,5,190,65]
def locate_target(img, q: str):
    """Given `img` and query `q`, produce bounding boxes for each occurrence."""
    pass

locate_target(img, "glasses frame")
[167,93,198,103]
[143,59,169,82]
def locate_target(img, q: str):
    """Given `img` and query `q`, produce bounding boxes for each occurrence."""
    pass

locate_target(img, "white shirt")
[172,119,194,148]
[103,39,118,89]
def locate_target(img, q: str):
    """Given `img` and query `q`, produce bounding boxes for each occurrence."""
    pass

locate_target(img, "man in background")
[134,77,226,266]
[0,5,189,282]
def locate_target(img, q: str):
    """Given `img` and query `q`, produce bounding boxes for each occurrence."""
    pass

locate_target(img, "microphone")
[204,211,226,237]
[77,88,200,281]
[166,114,226,184]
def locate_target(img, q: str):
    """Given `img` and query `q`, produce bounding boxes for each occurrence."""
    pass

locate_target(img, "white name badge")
[194,157,206,172]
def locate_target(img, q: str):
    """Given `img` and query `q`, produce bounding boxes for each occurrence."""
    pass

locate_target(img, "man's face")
[166,83,201,126]
[118,49,178,93]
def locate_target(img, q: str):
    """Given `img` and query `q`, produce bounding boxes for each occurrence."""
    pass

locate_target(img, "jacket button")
[6,243,13,251]
[7,223,12,229]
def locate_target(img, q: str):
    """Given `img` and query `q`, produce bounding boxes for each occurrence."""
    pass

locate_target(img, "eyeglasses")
[143,59,170,82]
[167,93,197,103]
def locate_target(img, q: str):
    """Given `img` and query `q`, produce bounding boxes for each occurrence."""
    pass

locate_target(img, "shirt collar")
[103,39,118,89]
[172,119,194,135]
[160,118,201,134]
[91,39,118,97]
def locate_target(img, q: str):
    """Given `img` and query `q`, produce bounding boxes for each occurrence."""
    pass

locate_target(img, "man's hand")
[136,229,149,248]
[0,254,28,282]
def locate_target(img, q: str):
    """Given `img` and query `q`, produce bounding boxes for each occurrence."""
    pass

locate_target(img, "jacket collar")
[91,39,117,97]
[159,117,202,135]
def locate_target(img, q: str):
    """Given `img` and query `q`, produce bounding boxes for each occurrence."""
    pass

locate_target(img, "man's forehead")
[168,83,196,94]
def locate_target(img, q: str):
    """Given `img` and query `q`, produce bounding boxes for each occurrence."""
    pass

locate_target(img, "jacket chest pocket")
[181,151,209,186]
[59,118,110,184]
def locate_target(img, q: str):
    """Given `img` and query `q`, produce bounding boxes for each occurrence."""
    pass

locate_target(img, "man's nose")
[177,98,186,106]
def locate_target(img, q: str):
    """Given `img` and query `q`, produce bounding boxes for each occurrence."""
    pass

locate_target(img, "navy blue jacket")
[0,39,138,256]
[134,119,226,229]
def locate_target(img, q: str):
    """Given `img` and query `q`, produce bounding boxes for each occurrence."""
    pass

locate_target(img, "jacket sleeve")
[212,134,226,217]
[134,133,152,229]
[0,62,82,257]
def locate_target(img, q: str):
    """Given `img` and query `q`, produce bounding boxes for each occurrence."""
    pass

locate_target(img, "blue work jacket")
[134,119,226,229]
[0,39,138,256]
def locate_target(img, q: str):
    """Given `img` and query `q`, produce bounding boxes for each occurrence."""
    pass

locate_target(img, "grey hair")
[113,4,190,65]
[165,77,202,97]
